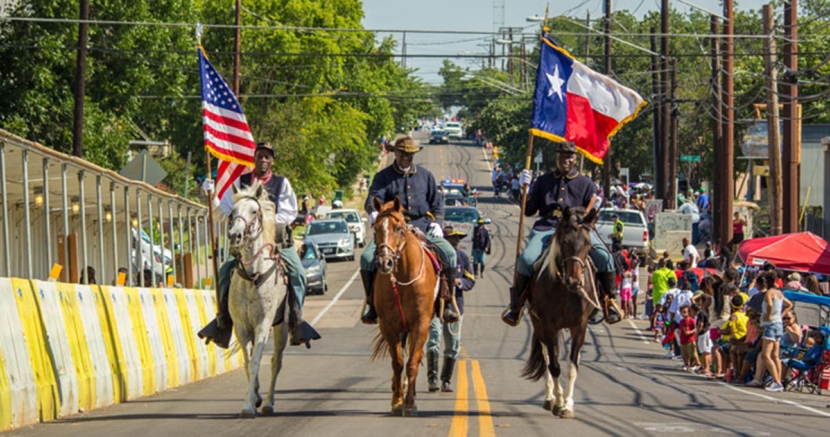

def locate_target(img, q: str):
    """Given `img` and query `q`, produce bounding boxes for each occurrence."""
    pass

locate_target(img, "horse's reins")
[232,196,281,285]
[551,218,601,310]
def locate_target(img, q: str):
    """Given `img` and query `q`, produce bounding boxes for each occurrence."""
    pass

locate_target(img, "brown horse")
[522,206,601,419]
[370,196,439,417]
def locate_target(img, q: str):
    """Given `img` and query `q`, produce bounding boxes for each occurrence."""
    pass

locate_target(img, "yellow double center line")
[448,360,495,437]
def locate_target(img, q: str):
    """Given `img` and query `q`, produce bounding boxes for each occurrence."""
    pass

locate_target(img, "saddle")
[403,226,450,302]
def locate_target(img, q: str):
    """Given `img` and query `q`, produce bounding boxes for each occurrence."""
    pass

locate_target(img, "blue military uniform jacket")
[525,168,597,231]
[365,162,443,233]
[453,249,475,315]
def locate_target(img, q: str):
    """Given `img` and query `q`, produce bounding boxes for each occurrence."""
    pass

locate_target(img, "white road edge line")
[310,269,360,325]
[718,382,830,419]
[627,319,652,344]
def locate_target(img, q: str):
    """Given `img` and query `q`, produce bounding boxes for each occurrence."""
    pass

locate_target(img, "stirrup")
[603,297,623,325]
[500,307,523,327]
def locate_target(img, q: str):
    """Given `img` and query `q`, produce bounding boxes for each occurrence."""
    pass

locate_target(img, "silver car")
[303,219,355,261]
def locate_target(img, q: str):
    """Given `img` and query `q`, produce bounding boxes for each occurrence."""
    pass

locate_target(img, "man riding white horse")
[502,141,622,326]
[360,136,458,324]
[199,141,320,348]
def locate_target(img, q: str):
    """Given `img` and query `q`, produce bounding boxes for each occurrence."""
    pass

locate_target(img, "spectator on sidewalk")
[682,237,700,268]
[679,305,698,371]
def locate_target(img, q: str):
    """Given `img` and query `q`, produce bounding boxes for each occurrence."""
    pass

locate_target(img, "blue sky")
[360,0,769,84]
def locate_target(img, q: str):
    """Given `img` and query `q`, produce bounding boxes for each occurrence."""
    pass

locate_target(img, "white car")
[324,209,367,248]
[443,122,463,139]
[131,228,172,278]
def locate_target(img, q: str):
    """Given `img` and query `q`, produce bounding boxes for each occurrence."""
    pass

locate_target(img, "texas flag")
[530,32,645,164]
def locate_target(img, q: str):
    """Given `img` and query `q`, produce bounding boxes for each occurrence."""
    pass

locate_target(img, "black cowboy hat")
[557,141,577,153]
[255,141,275,156]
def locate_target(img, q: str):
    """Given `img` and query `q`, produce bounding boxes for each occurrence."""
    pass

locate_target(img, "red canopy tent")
[737,232,830,275]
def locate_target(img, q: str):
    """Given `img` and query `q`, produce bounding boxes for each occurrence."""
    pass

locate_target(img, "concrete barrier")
[0,278,242,432]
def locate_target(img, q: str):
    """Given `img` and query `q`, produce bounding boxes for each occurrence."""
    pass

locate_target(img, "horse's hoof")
[557,409,576,419]
[551,405,563,416]
[255,394,263,408]
[261,405,274,416]
[543,400,553,411]
[239,408,256,419]
[391,405,404,416]
[403,405,418,417]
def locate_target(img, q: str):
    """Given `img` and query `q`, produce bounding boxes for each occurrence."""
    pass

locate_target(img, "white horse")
[227,181,288,418]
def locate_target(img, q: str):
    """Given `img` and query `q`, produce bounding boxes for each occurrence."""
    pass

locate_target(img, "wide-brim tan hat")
[443,225,467,239]
[386,136,423,153]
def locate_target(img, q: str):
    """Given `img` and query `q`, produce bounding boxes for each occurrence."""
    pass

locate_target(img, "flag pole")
[513,132,535,283]
[196,24,222,307]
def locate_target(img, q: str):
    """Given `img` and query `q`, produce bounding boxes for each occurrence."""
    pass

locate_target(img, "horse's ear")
[231,184,239,195]
[393,195,402,212]
[561,207,573,222]
[372,196,382,212]
[254,183,264,200]
[583,206,599,225]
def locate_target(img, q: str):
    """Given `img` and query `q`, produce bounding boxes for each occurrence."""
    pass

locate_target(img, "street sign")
[619,168,629,177]
[679,154,701,163]
[534,151,543,164]
[120,150,167,186]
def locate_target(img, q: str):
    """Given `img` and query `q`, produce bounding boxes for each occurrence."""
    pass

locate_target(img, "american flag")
[198,47,254,200]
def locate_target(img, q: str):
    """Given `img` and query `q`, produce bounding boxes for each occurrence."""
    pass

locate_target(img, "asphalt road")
[6,133,830,437]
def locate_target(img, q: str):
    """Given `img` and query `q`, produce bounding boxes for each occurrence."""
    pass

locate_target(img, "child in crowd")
[631,257,641,319]
[678,305,698,371]
[694,294,712,376]
[621,271,633,320]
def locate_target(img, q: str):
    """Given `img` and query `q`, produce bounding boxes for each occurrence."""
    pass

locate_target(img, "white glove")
[201,178,215,194]
[427,222,444,239]
[520,169,533,186]
[369,211,379,226]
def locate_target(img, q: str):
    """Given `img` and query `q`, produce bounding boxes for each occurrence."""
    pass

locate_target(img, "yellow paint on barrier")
[447,360,468,437]
[192,289,217,376]
[95,286,125,403]
[56,282,95,413]
[0,347,12,430]
[123,287,156,396]
[173,289,200,381]
[11,278,58,422]
[150,288,179,389]
[470,361,496,437]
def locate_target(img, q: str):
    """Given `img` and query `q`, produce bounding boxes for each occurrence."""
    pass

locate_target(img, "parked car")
[303,219,355,261]
[300,240,328,294]
[444,122,463,139]
[429,130,449,144]
[595,208,649,255]
[131,228,172,278]
[325,208,367,248]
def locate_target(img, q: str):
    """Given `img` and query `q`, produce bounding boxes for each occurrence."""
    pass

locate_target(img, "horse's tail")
[371,332,388,361]
[521,337,549,381]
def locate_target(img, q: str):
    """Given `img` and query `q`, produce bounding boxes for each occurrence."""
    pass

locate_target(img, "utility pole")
[670,59,678,203]
[603,0,612,199]
[763,4,782,235]
[402,32,407,69]
[233,0,242,95]
[720,0,735,244]
[72,0,90,158]
[651,30,662,200]
[710,16,722,240]
[783,0,799,232]
[661,0,671,208]
[508,28,515,86]
[585,12,591,63]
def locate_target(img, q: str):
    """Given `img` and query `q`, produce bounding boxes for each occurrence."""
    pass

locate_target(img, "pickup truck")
[595,208,649,254]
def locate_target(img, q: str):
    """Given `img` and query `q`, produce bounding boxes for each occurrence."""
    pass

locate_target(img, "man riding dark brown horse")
[502,141,621,326]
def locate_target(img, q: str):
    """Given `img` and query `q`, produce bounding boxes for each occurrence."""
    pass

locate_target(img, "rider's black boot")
[427,351,440,392]
[501,274,530,327]
[360,270,378,324]
[473,263,479,278]
[197,262,234,349]
[442,268,460,323]
[479,264,485,278]
[441,357,456,392]
[598,271,622,324]
[287,283,321,348]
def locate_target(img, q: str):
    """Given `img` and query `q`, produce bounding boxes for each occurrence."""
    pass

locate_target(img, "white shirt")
[679,201,701,223]
[683,244,700,268]
[659,287,680,307]
[669,289,694,322]
[216,175,299,225]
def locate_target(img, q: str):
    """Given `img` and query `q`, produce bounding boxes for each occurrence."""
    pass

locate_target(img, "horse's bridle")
[375,211,409,270]
[554,220,593,282]
[229,196,264,242]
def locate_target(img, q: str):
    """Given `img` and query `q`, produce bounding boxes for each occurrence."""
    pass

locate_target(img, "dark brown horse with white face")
[370,196,438,416]
[522,206,600,419]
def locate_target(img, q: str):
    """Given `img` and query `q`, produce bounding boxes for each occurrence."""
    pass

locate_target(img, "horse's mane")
[232,180,277,245]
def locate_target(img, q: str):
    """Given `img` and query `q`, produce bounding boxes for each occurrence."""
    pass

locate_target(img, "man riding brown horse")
[502,141,622,326]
